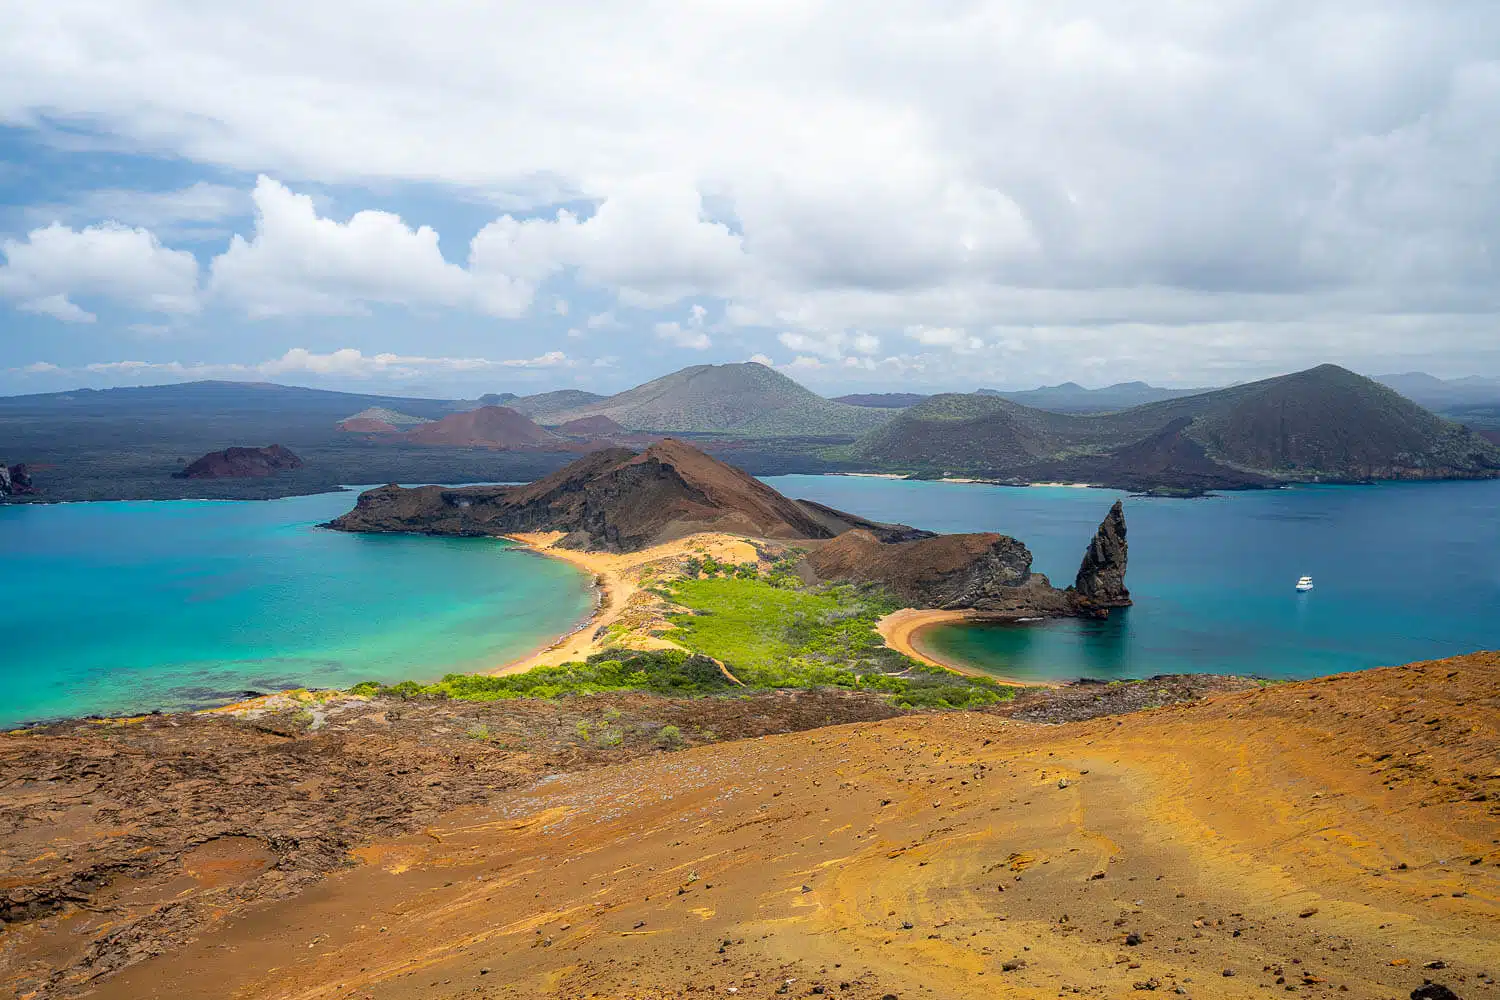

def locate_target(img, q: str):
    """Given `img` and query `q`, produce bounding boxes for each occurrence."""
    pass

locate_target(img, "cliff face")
[0,463,35,497]
[1071,499,1131,608]
[175,445,304,479]
[805,501,1130,619]
[804,530,1073,614]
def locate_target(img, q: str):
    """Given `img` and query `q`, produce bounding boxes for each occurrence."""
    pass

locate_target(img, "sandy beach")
[876,607,1054,687]
[490,531,763,675]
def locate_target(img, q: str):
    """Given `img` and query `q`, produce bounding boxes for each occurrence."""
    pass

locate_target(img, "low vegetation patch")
[662,574,1010,709]
[349,552,1014,711]
[349,648,732,702]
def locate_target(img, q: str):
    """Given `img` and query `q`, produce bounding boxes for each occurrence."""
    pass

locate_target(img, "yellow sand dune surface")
[93,654,1498,1000]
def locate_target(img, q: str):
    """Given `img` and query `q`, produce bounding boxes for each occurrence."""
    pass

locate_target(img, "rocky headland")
[326,439,1128,618]
[174,444,304,479]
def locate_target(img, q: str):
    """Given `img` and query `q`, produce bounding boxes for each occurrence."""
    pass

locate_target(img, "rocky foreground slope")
[6,654,1493,999]
[327,440,1129,615]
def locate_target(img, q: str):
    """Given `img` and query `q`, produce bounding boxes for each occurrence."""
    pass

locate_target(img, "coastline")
[487,531,763,676]
[877,608,1057,688]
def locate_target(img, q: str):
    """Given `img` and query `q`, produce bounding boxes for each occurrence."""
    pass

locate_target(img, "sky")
[2,1,1498,398]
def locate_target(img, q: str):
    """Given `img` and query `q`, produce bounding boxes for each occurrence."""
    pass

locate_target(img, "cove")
[0,490,594,727]
[762,475,1500,683]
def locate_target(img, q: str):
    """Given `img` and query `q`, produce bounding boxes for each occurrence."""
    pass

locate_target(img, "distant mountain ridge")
[855,364,1500,492]
[976,381,1206,413]
[1377,372,1500,408]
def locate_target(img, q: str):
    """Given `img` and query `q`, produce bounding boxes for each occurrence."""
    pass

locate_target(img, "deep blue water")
[0,491,593,727]
[761,476,1500,682]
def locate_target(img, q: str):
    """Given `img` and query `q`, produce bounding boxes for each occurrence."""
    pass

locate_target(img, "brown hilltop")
[327,439,924,552]
[552,414,627,438]
[401,405,563,448]
[173,444,303,479]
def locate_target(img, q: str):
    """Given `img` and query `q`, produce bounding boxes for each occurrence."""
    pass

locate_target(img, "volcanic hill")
[400,405,563,448]
[855,364,1500,490]
[173,444,304,479]
[506,389,609,421]
[540,362,894,435]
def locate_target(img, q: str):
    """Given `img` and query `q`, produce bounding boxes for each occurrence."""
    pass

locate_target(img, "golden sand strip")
[489,531,762,675]
[876,607,1056,687]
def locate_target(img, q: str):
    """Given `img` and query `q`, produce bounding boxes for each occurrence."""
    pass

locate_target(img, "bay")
[762,475,1500,683]
[0,490,593,727]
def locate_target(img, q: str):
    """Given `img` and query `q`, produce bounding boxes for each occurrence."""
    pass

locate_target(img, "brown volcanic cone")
[403,405,563,448]
[553,414,627,438]
[174,445,303,479]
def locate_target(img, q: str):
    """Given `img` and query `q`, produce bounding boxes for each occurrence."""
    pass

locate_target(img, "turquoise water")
[0,491,593,726]
[762,476,1500,682]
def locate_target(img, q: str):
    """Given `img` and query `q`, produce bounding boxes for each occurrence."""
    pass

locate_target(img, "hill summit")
[542,362,893,435]
[401,406,563,448]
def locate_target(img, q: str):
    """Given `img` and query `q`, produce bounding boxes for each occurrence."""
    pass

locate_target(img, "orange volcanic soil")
[72,654,1500,1000]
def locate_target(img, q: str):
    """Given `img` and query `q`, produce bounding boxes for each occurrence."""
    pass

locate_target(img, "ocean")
[5,477,1497,725]
[0,490,593,727]
[761,475,1500,683]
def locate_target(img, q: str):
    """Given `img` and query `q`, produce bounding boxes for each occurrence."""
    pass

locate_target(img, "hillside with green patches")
[850,364,1500,490]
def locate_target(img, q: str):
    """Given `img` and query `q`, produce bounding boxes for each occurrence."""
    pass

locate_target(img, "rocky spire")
[1072,500,1130,608]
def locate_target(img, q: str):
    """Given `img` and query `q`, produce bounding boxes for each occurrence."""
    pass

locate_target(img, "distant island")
[2,361,1497,500]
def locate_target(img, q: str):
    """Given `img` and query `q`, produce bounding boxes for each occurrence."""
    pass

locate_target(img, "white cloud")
[260,347,570,377]
[747,353,775,366]
[653,303,712,350]
[209,176,470,317]
[776,330,880,360]
[4,6,1500,377]
[784,356,825,370]
[24,347,580,384]
[502,350,571,368]
[906,325,984,351]
[0,222,200,317]
[586,311,620,329]
[20,293,95,323]
[553,297,569,316]
[467,175,746,314]
[63,182,249,234]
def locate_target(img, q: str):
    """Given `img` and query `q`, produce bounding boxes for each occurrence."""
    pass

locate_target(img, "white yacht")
[1295,575,1314,592]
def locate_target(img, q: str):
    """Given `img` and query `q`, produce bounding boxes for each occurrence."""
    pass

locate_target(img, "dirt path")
[82,654,1500,1000]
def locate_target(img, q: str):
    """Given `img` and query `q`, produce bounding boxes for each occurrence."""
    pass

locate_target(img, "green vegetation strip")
[351,561,1014,710]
